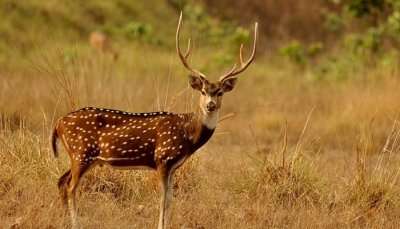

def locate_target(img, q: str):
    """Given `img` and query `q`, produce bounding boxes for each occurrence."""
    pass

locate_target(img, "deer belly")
[98,157,156,170]
[97,144,156,169]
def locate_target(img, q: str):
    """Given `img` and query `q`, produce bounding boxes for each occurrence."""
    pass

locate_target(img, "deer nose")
[206,102,217,112]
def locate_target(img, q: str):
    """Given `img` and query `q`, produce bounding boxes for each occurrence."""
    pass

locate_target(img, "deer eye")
[217,91,223,97]
[201,91,206,96]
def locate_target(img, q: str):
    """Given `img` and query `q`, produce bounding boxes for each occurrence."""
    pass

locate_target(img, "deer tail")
[51,121,60,158]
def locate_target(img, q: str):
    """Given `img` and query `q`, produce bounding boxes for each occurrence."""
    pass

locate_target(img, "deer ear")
[189,75,204,91]
[221,77,238,92]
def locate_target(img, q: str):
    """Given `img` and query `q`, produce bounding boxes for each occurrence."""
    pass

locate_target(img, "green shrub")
[280,41,307,65]
[323,11,344,32]
[344,27,383,54]
[346,0,385,18]
[280,41,324,65]
[123,21,152,41]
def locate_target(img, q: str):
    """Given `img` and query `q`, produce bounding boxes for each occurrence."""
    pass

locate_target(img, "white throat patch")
[202,111,219,129]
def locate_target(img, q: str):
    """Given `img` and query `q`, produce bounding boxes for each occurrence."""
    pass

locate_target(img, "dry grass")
[1,44,400,229]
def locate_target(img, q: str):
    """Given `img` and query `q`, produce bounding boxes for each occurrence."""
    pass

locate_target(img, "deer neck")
[186,110,218,152]
[201,110,219,130]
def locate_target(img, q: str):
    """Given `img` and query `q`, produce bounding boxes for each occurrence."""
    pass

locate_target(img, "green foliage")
[387,9,400,36]
[306,0,400,81]
[182,2,218,43]
[308,42,324,57]
[167,0,188,10]
[363,27,383,52]
[280,41,324,65]
[1,0,400,79]
[123,21,152,41]
[380,1,400,41]
[182,2,255,48]
[212,51,235,68]
[344,27,383,54]
[180,2,254,69]
[323,11,344,32]
[230,26,250,46]
[0,0,178,57]
[280,41,307,65]
[346,0,385,17]
[312,54,361,82]
[343,0,400,42]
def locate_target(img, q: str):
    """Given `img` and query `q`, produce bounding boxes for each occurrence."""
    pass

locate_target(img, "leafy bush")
[346,0,385,18]
[230,26,251,47]
[323,11,344,32]
[280,41,307,65]
[344,27,383,54]
[280,41,324,65]
[123,22,152,39]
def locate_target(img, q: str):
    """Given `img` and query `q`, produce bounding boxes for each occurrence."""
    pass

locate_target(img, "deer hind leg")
[58,170,72,209]
[66,162,91,229]
[158,166,174,229]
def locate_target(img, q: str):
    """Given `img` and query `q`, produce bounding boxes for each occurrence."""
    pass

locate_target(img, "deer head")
[89,31,119,60]
[176,12,258,118]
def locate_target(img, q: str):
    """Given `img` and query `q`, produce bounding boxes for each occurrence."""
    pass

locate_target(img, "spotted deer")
[52,13,257,229]
[89,31,119,60]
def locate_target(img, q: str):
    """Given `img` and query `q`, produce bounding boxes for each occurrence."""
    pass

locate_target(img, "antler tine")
[223,63,238,77]
[176,12,206,78]
[239,44,244,64]
[184,38,191,59]
[220,22,258,81]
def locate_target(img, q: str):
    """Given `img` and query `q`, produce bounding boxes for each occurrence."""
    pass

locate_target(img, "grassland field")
[1,1,400,228]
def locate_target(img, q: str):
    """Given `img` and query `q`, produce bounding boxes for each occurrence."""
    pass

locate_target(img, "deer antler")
[219,22,258,81]
[176,12,206,79]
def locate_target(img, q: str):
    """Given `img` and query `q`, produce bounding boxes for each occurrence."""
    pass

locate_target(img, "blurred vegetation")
[0,0,399,80]
[203,0,400,81]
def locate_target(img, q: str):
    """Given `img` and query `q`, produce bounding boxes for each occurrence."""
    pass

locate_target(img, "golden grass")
[1,44,400,228]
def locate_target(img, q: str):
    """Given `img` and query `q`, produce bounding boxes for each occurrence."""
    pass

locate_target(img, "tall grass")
[2,43,400,228]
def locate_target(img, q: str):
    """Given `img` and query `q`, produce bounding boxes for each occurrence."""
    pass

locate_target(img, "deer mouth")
[206,103,217,112]
[207,107,216,113]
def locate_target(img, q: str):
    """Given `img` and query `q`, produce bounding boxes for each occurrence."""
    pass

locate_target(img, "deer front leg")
[158,166,174,229]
